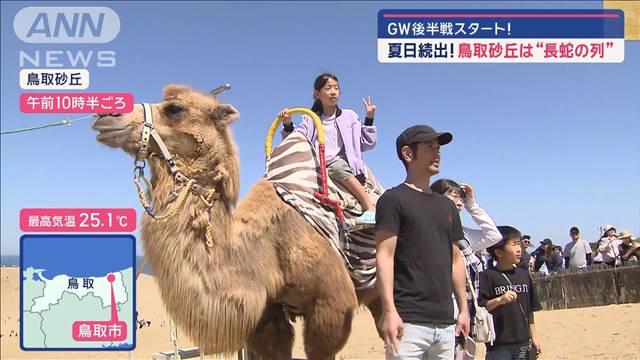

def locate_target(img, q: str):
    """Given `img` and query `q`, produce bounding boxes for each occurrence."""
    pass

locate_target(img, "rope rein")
[133,163,224,248]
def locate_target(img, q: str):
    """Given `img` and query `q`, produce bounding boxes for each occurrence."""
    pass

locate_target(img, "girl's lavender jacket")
[282,107,376,177]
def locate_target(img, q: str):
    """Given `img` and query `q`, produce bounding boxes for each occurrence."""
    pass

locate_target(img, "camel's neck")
[139,157,266,352]
[142,157,233,265]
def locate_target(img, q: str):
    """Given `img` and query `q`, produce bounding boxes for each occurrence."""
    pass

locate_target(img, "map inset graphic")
[20,235,136,350]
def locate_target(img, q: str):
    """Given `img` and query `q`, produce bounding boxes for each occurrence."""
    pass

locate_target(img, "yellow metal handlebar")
[265,108,324,157]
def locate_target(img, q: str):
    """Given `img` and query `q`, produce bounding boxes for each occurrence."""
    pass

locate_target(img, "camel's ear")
[210,104,239,124]
[163,85,192,100]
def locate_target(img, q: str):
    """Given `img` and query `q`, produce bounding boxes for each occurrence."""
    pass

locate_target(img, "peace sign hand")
[362,96,376,119]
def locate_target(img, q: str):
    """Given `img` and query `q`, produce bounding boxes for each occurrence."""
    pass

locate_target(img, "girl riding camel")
[279,73,378,226]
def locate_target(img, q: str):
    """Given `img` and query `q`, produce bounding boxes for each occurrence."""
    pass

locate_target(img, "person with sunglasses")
[518,235,533,271]
[562,226,593,270]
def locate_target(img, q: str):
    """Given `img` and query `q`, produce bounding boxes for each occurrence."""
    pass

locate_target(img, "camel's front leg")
[246,303,294,360]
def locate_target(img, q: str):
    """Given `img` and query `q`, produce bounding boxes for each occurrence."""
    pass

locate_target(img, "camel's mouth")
[96,127,131,142]
[92,114,134,146]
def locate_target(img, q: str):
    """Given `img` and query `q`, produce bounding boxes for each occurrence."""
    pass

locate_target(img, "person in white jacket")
[598,224,622,267]
[431,179,502,342]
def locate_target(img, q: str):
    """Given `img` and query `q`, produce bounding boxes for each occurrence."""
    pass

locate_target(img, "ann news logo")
[13,7,120,43]
[13,7,119,69]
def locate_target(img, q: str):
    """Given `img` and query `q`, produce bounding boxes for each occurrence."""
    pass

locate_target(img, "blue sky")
[1,1,638,255]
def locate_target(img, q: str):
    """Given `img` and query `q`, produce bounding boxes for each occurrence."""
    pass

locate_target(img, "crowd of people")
[506,225,639,276]
[278,72,637,359]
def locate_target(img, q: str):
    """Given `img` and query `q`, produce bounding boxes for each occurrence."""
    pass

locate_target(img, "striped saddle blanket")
[265,132,384,289]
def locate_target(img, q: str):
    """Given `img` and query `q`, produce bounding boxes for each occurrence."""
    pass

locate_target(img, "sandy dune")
[2,267,638,359]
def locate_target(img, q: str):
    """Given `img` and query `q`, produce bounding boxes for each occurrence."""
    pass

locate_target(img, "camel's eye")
[164,103,185,116]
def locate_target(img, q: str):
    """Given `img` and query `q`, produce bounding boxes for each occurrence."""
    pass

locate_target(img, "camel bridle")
[133,102,221,247]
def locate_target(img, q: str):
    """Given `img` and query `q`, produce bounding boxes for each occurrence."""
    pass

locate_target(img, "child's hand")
[500,290,518,305]
[278,108,292,126]
[362,96,376,118]
[531,335,542,356]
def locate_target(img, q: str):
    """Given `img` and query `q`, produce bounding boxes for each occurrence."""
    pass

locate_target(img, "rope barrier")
[0,114,95,135]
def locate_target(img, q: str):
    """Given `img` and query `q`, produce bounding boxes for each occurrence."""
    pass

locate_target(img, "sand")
[1,267,638,359]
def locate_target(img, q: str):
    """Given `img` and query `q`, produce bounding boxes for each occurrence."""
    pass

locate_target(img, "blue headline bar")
[378,9,624,39]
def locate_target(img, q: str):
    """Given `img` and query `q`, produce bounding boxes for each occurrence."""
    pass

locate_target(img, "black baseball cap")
[396,125,453,160]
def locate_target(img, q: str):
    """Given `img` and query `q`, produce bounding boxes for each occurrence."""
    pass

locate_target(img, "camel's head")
[93,84,238,157]
[93,85,240,201]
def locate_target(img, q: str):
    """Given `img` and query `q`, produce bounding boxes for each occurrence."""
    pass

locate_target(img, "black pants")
[486,342,537,360]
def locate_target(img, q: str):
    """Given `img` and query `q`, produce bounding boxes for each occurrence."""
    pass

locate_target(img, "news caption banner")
[378,9,624,63]
[13,6,134,112]
[19,209,136,351]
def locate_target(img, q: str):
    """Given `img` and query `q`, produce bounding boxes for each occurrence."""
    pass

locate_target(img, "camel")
[92,85,381,360]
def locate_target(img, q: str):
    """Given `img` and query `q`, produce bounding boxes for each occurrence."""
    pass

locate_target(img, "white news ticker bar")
[20,69,90,90]
[378,38,624,63]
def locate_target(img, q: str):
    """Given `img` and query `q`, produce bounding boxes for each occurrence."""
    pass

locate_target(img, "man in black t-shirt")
[376,125,470,359]
[479,226,543,359]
